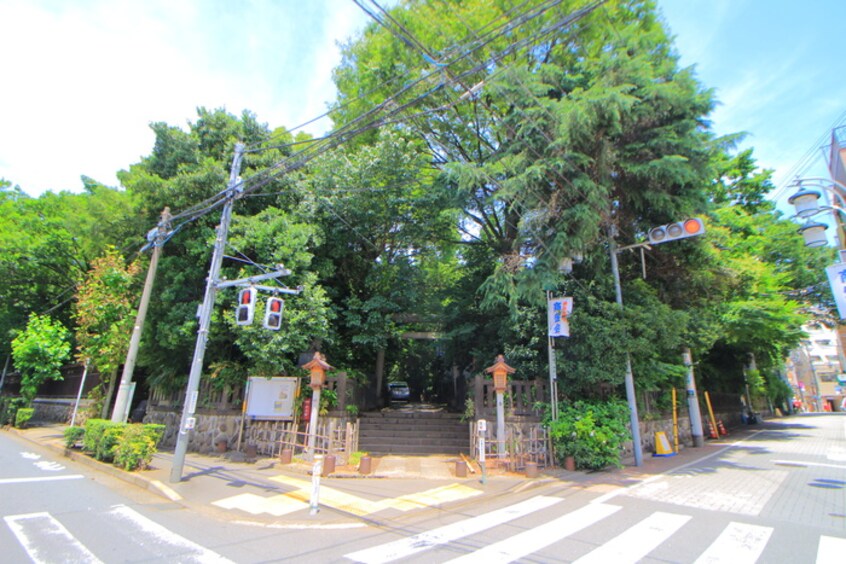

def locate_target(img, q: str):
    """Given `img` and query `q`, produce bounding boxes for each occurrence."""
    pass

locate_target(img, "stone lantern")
[302,352,332,459]
[485,354,515,457]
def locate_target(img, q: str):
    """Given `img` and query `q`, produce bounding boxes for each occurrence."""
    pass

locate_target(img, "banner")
[548,296,574,337]
[825,263,846,320]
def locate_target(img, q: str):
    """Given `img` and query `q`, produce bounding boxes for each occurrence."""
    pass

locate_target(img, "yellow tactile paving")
[212,475,483,517]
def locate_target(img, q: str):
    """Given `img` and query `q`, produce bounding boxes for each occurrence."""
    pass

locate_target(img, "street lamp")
[787,178,846,249]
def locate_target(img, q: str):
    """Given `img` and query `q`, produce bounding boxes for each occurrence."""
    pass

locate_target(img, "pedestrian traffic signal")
[647,218,705,245]
[236,287,256,326]
[263,297,284,330]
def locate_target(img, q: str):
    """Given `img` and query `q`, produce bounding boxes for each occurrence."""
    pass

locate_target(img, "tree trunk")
[100,369,118,419]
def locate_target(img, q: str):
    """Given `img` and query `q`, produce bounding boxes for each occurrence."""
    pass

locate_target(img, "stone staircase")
[357,407,471,455]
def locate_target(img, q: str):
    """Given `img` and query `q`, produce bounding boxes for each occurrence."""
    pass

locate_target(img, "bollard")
[322,455,336,476]
[564,456,576,472]
[525,461,538,478]
[455,460,467,478]
[358,455,372,475]
[279,447,293,465]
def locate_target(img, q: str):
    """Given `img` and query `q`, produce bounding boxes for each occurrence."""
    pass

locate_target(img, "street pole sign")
[547,297,573,337]
[825,262,846,319]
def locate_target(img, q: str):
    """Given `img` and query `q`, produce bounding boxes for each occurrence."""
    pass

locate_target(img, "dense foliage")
[0,0,833,422]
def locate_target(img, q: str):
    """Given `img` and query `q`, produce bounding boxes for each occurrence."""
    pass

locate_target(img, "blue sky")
[1,0,844,203]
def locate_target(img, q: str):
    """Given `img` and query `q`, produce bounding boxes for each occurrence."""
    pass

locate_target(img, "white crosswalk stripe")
[445,502,621,564]
[345,495,562,564]
[5,512,102,564]
[573,511,691,564]
[694,522,773,564]
[344,498,843,564]
[4,505,232,563]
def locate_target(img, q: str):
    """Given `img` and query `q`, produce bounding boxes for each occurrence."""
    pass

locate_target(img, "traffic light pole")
[170,143,245,483]
[111,208,172,423]
[609,235,644,467]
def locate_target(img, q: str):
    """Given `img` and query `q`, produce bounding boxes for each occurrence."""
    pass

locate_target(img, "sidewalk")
[4,422,752,526]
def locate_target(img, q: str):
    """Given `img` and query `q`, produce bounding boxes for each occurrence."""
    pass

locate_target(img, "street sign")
[825,262,846,319]
[548,297,574,337]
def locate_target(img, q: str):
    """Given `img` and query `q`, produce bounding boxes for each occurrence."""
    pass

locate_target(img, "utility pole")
[170,143,245,483]
[609,232,644,467]
[111,207,172,423]
[682,347,704,447]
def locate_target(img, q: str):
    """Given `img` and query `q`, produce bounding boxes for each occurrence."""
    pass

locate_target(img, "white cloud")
[0,0,374,196]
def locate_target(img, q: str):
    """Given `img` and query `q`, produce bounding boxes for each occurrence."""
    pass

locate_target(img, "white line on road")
[0,474,84,485]
[693,521,772,564]
[107,504,234,563]
[817,535,846,564]
[445,503,621,564]
[772,459,846,470]
[5,512,103,564]
[573,511,691,564]
[591,430,771,505]
[344,495,562,564]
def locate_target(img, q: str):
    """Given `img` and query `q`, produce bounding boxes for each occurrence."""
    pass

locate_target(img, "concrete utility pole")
[111,207,172,423]
[170,143,245,483]
[682,347,704,447]
[608,232,644,467]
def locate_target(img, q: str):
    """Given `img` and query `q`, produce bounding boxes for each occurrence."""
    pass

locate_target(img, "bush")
[64,426,85,448]
[545,400,630,471]
[83,419,125,462]
[82,420,164,470]
[15,407,35,428]
[0,397,27,426]
[113,425,160,471]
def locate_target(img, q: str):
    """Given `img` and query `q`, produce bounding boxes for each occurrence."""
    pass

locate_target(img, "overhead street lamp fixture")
[787,177,846,248]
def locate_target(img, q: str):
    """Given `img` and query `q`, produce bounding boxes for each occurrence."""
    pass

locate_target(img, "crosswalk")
[344,495,846,564]
[3,505,233,563]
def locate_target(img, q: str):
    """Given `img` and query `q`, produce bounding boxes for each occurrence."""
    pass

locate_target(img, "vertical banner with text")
[826,263,846,320]
[547,296,574,337]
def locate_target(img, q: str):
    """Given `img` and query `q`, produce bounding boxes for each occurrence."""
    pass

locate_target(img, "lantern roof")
[302,352,333,372]
[485,354,515,374]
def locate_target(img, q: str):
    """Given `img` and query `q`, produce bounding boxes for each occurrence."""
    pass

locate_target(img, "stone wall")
[32,398,94,426]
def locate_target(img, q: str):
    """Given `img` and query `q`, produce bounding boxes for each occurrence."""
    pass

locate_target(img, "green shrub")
[113,425,157,471]
[15,407,35,428]
[83,419,125,462]
[545,400,629,471]
[64,426,85,448]
[0,397,27,426]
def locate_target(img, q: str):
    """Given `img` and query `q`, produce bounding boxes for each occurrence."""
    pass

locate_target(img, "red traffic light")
[264,297,284,330]
[648,218,705,245]
[236,288,257,325]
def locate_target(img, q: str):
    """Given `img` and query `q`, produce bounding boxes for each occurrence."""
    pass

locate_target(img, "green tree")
[11,313,71,404]
[73,247,142,417]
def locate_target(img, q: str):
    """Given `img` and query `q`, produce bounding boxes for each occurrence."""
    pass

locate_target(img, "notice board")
[245,376,298,420]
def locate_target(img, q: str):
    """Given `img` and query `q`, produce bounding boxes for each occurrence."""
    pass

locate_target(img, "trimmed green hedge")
[14,407,34,428]
[81,419,165,471]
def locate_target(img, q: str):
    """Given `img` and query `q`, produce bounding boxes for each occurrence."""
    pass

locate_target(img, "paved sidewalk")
[3,421,762,526]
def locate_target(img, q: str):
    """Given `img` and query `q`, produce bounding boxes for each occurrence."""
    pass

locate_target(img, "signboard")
[547,297,574,337]
[825,263,846,320]
[245,377,298,420]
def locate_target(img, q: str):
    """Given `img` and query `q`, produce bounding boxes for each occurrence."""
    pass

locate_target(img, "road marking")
[5,512,102,564]
[344,495,562,563]
[34,461,65,471]
[773,459,846,470]
[573,511,691,564]
[817,535,846,564]
[217,475,482,517]
[21,452,41,460]
[693,522,772,564]
[108,504,234,563]
[445,502,621,563]
[0,475,84,485]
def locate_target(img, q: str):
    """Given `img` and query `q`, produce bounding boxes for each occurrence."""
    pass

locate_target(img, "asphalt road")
[2,414,845,562]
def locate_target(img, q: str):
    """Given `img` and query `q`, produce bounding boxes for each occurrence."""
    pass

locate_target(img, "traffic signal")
[236,287,256,326]
[647,218,705,245]
[263,297,284,330]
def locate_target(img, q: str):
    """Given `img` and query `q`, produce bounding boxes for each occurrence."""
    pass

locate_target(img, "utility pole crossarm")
[215,268,292,288]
